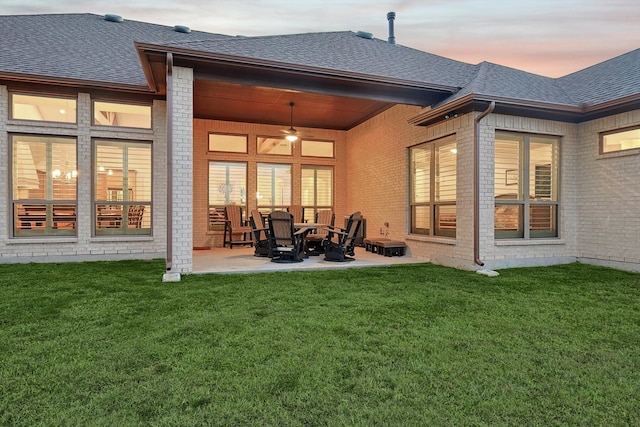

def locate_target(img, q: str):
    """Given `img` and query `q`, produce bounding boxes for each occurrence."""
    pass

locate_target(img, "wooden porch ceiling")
[137,45,452,131]
[193,80,394,131]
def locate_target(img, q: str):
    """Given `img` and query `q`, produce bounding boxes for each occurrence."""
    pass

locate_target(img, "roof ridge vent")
[103,14,124,23]
[356,31,373,39]
[173,25,191,34]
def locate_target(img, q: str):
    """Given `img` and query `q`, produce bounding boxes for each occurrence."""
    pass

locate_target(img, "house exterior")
[1,13,639,276]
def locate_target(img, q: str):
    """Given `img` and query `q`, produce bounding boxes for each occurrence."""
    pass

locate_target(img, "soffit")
[193,80,393,130]
[140,45,453,131]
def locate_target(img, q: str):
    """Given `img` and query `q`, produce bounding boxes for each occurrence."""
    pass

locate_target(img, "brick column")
[165,65,194,276]
[0,86,7,243]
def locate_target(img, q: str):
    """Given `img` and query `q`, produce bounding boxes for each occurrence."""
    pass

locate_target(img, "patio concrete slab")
[192,246,426,274]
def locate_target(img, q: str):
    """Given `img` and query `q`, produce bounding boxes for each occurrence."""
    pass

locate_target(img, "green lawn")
[1,260,639,426]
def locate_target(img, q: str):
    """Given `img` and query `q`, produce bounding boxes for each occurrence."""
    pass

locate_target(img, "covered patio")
[135,31,459,276]
[192,246,425,274]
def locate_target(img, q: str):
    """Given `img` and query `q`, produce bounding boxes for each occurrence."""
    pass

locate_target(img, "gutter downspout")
[473,101,495,266]
[165,52,174,272]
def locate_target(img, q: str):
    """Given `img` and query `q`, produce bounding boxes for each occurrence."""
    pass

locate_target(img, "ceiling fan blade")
[279,102,315,140]
[281,127,297,134]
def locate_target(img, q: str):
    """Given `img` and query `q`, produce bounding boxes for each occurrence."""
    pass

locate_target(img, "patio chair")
[287,205,305,223]
[322,211,362,262]
[305,209,335,256]
[249,209,271,257]
[268,210,307,263]
[223,205,253,248]
[127,205,145,228]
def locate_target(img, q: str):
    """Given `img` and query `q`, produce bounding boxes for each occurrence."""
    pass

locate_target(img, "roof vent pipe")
[387,11,396,45]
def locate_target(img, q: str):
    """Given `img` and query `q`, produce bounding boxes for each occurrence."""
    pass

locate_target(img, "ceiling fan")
[281,102,299,142]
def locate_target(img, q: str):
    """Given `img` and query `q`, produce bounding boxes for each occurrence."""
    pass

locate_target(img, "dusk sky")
[3,0,638,77]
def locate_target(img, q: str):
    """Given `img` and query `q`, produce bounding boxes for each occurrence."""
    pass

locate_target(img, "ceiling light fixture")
[52,164,78,182]
[284,102,299,142]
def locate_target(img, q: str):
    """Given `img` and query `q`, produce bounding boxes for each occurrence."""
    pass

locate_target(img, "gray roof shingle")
[0,13,637,108]
[163,31,477,89]
[0,13,229,87]
[437,61,577,107]
[558,48,640,105]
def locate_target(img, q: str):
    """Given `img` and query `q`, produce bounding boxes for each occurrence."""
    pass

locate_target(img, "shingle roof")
[0,13,229,87]
[0,13,637,109]
[437,61,577,107]
[163,31,477,89]
[437,49,640,109]
[558,48,640,105]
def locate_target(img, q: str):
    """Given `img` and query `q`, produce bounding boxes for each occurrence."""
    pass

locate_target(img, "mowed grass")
[1,260,639,426]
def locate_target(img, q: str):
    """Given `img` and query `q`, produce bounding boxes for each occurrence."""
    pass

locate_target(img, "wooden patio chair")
[249,209,271,257]
[305,209,335,256]
[287,205,305,223]
[322,211,362,262]
[268,210,307,263]
[223,205,253,248]
[127,205,145,228]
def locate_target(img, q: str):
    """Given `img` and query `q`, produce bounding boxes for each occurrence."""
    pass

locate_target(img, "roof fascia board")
[136,42,459,91]
[136,47,162,93]
[580,94,640,121]
[408,94,477,125]
[0,72,153,95]
[406,93,640,126]
[135,42,458,104]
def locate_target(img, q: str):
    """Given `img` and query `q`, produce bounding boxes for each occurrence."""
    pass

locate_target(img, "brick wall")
[3,75,638,274]
[192,119,347,249]
[347,105,483,266]
[346,105,589,270]
[478,114,580,270]
[575,110,640,271]
[0,85,167,264]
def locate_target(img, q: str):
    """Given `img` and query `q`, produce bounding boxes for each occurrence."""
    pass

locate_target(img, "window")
[209,133,247,153]
[301,166,333,222]
[601,126,640,153]
[208,162,247,230]
[410,135,457,237]
[257,163,291,212]
[11,135,77,237]
[301,139,334,158]
[494,132,559,239]
[11,93,77,123]
[257,136,292,155]
[93,101,151,129]
[94,140,152,235]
